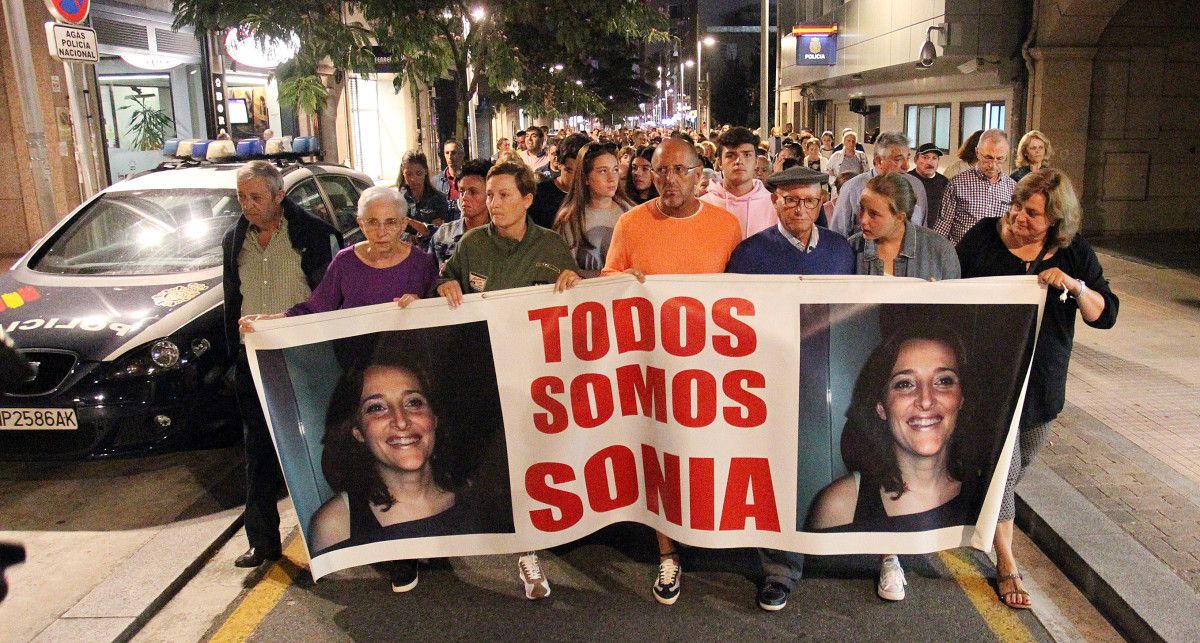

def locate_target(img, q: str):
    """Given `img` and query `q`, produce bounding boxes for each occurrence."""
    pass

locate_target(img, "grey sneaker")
[878,555,907,601]
[518,553,550,600]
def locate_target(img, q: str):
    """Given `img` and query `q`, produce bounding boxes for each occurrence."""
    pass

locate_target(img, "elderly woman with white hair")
[239,185,438,329]
[238,184,438,592]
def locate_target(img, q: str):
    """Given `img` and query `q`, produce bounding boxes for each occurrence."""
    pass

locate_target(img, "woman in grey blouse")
[848,173,960,280]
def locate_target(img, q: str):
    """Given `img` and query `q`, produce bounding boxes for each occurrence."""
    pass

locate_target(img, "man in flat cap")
[726,165,854,276]
[908,142,949,230]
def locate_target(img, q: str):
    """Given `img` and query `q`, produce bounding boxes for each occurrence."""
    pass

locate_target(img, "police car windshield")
[30,189,242,276]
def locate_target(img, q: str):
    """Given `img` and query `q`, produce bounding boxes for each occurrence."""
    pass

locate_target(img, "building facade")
[776,0,1200,235]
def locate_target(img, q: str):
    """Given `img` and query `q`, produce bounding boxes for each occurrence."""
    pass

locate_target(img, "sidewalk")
[1014,242,1200,640]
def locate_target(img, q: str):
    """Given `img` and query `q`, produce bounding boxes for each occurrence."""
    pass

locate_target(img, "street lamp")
[697,35,716,131]
[470,6,486,21]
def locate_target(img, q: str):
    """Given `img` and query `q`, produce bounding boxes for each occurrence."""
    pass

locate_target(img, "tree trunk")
[318,72,346,163]
[455,62,470,148]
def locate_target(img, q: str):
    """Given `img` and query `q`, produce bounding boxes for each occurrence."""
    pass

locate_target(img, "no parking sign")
[43,0,89,24]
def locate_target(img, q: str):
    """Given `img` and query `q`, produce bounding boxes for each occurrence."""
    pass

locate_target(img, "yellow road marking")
[210,537,309,642]
[938,549,1035,642]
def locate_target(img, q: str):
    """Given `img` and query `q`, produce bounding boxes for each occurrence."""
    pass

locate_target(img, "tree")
[173,0,671,146]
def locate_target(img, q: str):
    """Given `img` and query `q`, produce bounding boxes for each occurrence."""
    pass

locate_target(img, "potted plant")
[119,88,174,151]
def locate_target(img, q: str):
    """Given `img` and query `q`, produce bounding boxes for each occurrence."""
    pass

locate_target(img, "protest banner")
[244,275,1043,581]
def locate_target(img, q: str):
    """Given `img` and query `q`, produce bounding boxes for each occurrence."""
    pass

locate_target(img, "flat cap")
[764,165,828,190]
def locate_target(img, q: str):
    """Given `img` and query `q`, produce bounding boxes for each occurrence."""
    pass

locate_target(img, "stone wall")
[1084,0,1200,235]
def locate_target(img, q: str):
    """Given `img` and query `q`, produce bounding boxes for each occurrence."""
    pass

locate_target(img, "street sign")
[793,24,838,66]
[44,22,98,64]
[43,0,89,24]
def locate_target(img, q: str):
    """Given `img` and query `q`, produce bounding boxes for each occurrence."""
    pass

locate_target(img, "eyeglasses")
[779,196,822,210]
[651,164,702,179]
[360,217,406,228]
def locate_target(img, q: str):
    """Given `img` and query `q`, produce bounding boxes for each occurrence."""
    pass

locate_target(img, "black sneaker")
[757,581,790,611]
[391,560,419,593]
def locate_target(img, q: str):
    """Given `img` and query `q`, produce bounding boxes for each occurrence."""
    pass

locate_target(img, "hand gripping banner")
[244,275,1043,580]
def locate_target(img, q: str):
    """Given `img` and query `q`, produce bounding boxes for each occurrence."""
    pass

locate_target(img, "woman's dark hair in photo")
[322,353,460,511]
[841,324,978,500]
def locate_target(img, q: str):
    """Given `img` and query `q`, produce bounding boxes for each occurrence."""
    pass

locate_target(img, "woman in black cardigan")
[957,168,1119,609]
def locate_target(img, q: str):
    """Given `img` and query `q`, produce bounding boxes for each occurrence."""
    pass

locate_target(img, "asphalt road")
[224,523,1051,642]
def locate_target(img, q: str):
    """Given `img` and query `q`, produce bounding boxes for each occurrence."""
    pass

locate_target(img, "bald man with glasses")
[600,137,741,606]
[602,137,742,279]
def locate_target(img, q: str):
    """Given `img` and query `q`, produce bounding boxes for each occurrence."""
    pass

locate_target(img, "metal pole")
[760,0,769,134]
[463,15,478,160]
[3,0,61,231]
[62,62,97,197]
[695,39,702,132]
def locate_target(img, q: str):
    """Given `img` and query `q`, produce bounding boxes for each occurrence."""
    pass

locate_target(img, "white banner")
[246,275,1043,580]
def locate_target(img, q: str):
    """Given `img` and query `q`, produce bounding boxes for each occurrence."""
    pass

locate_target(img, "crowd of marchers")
[226,119,1116,612]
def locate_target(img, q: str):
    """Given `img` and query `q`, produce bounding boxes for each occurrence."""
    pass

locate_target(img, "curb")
[1016,465,1200,642]
[113,513,244,642]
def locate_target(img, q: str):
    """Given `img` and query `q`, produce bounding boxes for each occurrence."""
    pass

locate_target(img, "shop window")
[223,77,271,140]
[99,72,177,181]
[904,103,950,150]
[961,101,1006,141]
[349,77,384,181]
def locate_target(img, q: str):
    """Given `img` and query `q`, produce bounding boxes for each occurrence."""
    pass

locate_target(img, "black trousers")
[236,350,284,556]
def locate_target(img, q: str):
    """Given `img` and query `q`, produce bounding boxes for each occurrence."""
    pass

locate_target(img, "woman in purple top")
[238,185,436,592]
[239,186,437,330]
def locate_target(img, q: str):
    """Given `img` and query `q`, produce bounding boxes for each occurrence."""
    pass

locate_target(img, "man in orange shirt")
[601,137,740,606]
[602,137,741,278]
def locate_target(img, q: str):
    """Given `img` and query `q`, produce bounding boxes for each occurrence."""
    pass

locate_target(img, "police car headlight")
[109,336,207,379]
[150,339,180,368]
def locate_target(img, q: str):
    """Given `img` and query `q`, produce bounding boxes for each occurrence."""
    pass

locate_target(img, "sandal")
[996,573,1032,610]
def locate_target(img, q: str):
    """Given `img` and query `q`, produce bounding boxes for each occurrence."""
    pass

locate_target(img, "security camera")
[917,25,945,68]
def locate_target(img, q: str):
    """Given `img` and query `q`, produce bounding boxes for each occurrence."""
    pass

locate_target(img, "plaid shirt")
[934,168,1015,245]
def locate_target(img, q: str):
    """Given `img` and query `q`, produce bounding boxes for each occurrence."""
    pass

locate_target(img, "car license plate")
[0,408,79,430]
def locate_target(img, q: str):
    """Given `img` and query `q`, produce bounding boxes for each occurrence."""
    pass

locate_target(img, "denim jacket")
[848,222,960,280]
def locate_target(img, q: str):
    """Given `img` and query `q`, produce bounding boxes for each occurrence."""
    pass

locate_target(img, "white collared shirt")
[777,221,819,253]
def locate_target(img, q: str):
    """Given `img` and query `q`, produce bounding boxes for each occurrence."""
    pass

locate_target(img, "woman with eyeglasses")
[236,186,438,593]
[957,168,1118,610]
[238,186,437,331]
[554,142,634,275]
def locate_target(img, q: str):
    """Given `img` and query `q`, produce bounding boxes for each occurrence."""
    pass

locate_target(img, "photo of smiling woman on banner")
[309,354,479,554]
[809,325,983,532]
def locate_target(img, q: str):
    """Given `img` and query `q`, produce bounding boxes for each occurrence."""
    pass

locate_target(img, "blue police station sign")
[794,25,837,66]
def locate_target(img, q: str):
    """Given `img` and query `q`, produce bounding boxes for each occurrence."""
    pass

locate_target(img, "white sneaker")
[517,553,551,600]
[878,555,907,601]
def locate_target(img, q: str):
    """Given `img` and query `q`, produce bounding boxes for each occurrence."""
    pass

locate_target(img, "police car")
[0,157,373,458]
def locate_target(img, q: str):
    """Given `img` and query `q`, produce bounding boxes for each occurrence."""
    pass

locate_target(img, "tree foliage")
[173,0,671,133]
